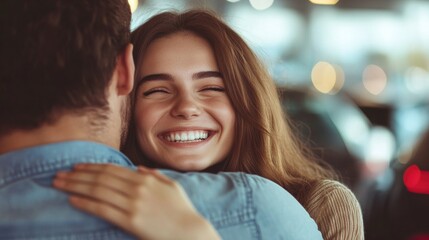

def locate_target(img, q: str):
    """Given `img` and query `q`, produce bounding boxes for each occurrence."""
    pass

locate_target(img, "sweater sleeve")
[302,180,364,240]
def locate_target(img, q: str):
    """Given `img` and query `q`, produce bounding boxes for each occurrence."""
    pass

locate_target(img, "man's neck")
[0,115,119,154]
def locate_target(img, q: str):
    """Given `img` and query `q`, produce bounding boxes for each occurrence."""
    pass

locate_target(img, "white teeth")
[188,131,195,140]
[181,132,188,141]
[164,130,209,142]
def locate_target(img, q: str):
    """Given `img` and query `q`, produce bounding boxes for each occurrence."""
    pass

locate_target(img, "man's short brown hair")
[0,0,131,134]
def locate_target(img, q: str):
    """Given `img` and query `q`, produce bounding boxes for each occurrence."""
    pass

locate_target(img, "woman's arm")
[53,163,220,240]
[303,180,364,240]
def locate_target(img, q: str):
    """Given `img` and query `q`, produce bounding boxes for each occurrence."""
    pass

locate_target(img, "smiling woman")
[133,31,235,171]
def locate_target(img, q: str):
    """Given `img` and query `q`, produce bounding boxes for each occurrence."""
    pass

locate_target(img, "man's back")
[0,141,322,239]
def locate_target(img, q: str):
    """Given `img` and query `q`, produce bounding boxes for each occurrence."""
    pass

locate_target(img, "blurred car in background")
[280,87,429,239]
[362,128,429,240]
[279,87,395,190]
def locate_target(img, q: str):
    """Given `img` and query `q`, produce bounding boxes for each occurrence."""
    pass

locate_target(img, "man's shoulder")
[161,170,288,204]
[162,170,300,203]
[0,141,135,240]
[161,170,302,207]
[162,170,323,240]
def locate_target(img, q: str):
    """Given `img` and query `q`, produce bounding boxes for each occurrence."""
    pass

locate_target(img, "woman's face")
[134,31,235,171]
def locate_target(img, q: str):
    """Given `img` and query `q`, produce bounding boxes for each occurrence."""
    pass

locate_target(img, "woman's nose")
[170,94,202,119]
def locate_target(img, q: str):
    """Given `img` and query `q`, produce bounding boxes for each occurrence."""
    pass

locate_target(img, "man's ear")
[115,43,135,96]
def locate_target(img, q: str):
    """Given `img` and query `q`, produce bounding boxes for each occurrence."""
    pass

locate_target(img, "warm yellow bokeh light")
[362,64,387,95]
[311,61,337,94]
[128,0,138,13]
[309,0,339,5]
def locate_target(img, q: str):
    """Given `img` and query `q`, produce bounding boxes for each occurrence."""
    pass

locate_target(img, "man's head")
[0,0,133,134]
[0,0,134,147]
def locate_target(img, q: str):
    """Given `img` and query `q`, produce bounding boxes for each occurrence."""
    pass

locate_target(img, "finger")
[53,179,132,212]
[137,166,151,174]
[55,171,136,196]
[148,169,175,185]
[69,196,138,236]
[137,167,174,186]
[55,167,171,204]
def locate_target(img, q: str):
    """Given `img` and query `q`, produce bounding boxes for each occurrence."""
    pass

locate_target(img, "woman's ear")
[116,43,135,96]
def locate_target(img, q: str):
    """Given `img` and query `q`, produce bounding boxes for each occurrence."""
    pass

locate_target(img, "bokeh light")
[309,0,339,5]
[311,61,337,94]
[404,165,429,194]
[404,165,421,188]
[362,64,387,95]
[249,0,274,10]
[405,66,429,94]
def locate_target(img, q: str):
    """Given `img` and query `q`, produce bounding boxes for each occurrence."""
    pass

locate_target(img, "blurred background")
[128,0,429,238]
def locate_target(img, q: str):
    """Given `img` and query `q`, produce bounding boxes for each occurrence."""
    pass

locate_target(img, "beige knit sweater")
[301,180,364,240]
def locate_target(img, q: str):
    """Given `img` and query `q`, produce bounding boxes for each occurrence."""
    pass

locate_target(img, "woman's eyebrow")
[139,73,173,83]
[193,71,223,80]
[139,71,222,85]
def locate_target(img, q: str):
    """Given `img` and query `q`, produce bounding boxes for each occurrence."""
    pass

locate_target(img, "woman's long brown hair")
[122,9,336,201]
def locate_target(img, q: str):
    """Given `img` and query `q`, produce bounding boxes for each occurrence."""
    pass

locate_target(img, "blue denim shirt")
[0,141,322,240]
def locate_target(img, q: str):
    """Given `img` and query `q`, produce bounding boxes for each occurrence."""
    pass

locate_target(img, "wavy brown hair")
[122,9,335,200]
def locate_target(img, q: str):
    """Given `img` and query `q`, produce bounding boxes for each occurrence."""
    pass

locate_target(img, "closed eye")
[143,88,170,96]
[200,86,225,92]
